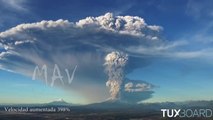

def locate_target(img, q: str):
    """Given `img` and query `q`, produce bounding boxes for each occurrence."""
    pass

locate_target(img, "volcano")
[47,99,70,106]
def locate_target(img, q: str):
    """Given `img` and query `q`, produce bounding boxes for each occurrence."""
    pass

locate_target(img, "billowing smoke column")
[104,51,128,100]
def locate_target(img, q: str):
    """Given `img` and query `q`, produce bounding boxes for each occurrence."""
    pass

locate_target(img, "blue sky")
[0,0,213,104]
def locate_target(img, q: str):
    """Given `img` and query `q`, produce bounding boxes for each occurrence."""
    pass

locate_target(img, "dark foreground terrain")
[0,111,212,120]
[0,111,161,120]
[0,101,212,120]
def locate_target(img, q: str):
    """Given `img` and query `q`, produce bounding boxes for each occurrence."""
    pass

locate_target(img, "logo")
[161,109,213,118]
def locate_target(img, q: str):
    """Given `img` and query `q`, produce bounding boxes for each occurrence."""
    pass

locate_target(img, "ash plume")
[104,51,128,100]
[0,13,160,103]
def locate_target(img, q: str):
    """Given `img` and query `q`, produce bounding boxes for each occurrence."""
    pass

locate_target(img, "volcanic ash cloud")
[104,51,128,100]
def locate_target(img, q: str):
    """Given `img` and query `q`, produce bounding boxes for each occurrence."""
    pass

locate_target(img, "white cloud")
[126,40,187,57]
[170,49,213,59]
[0,19,70,38]
[125,82,152,92]
[0,0,32,29]
[121,80,154,103]
[1,0,28,12]
[0,43,3,49]
[147,25,163,32]
[14,40,33,45]
[76,12,162,37]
